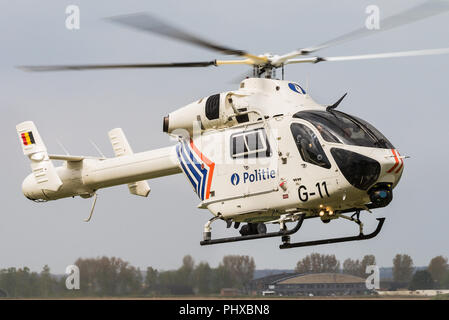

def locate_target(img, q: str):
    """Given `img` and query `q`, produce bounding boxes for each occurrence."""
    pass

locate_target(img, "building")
[251,273,372,296]
[220,288,240,296]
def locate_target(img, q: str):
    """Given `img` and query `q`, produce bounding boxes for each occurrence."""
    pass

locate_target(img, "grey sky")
[1,0,448,273]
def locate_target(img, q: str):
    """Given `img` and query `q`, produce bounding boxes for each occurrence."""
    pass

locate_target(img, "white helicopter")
[16,2,449,249]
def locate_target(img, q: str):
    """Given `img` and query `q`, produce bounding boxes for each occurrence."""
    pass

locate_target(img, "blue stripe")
[181,141,206,199]
[182,141,208,200]
[180,145,200,194]
[176,141,210,201]
[176,144,198,193]
[179,143,203,196]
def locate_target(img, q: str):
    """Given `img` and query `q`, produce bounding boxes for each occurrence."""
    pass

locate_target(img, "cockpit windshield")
[293,110,394,149]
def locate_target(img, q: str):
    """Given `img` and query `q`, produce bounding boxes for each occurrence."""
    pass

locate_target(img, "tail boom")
[18,122,181,201]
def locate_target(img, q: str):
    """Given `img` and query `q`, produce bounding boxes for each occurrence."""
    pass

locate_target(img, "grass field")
[0,295,434,300]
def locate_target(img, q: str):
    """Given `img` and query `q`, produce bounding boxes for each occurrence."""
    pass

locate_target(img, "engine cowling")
[163,92,253,135]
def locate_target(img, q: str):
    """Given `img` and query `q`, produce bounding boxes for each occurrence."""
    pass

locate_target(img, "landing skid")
[279,218,385,249]
[200,214,385,249]
[200,214,306,246]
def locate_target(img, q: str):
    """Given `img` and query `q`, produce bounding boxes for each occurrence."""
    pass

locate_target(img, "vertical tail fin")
[108,128,151,197]
[16,121,62,191]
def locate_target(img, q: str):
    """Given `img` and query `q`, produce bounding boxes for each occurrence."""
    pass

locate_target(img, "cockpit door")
[281,119,341,207]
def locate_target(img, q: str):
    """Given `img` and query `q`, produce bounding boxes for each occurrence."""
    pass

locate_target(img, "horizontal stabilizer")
[48,154,105,162]
[108,128,151,197]
[16,121,62,191]
[49,154,85,162]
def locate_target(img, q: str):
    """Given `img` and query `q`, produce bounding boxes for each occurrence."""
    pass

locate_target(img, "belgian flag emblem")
[21,131,36,146]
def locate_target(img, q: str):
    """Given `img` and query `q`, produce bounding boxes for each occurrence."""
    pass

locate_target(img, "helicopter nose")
[374,148,404,189]
[330,147,405,208]
[365,149,404,208]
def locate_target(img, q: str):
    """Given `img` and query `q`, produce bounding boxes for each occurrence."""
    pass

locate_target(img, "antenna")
[306,74,310,94]
[56,139,70,155]
[89,140,106,158]
[326,93,348,111]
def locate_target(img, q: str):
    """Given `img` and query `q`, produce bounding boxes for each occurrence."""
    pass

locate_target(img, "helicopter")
[16,1,449,249]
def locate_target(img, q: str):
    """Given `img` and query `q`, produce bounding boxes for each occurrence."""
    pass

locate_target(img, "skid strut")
[279,218,385,249]
[200,214,305,246]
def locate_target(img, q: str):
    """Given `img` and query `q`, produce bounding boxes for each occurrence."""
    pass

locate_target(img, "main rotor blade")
[18,61,217,72]
[276,0,449,63]
[107,13,267,63]
[285,47,449,65]
[322,47,449,62]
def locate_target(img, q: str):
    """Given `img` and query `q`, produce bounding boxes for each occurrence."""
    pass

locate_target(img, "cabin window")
[290,123,331,169]
[230,128,271,159]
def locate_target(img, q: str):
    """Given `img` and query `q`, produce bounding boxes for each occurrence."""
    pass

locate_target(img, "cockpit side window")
[290,123,331,169]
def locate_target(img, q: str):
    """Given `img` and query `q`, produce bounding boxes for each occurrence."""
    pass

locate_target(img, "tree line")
[1,253,448,297]
[0,255,255,298]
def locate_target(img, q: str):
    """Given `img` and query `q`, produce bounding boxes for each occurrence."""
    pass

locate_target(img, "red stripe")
[395,151,404,174]
[387,149,399,173]
[189,139,215,200]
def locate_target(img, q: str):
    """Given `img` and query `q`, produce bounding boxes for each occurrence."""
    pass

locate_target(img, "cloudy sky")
[1,0,448,274]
